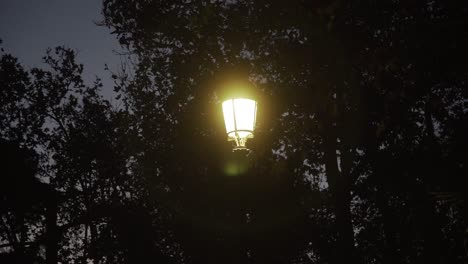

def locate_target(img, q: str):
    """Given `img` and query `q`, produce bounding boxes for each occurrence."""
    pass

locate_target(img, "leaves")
[0,1,467,263]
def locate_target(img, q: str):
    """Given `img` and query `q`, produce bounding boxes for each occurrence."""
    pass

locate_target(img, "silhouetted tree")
[0,46,160,263]
[1,0,466,263]
[102,0,467,263]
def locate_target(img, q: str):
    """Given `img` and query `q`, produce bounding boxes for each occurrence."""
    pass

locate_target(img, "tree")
[102,0,467,263]
[1,0,466,263]
[0,45,158,263]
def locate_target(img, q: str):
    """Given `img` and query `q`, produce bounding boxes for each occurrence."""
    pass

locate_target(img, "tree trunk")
[323,116,356,264]
[46,193,58,264]
[420,101,444,264]
[366,135,402,264]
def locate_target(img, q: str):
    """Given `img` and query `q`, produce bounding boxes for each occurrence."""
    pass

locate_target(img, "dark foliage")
[1,1,467,263]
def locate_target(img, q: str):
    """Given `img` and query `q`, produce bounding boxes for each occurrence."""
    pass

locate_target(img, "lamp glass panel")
[222,98,256,141]
[233,98,256,135]
[222,99,235,134]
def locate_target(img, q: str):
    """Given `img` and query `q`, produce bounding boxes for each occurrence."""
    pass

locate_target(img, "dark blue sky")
[0,0,123,100]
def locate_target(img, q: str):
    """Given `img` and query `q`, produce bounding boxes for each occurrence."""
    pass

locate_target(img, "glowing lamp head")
[222,98,257,150]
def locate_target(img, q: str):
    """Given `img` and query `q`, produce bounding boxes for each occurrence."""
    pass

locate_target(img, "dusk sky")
[0,0,122,100]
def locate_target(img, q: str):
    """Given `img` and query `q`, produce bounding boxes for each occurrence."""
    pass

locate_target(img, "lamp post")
[219,83,257,264]
[221,83,258,151]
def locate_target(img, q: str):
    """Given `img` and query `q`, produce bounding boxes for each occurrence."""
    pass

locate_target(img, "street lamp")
[221,83,258,150]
